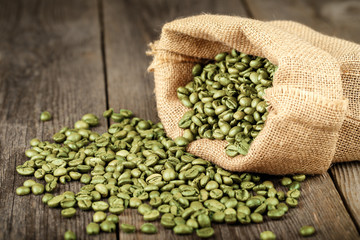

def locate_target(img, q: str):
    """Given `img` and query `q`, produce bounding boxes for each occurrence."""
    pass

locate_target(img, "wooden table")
[0,0,359,239]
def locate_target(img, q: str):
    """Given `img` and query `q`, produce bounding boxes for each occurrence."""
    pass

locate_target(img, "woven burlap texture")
[148,15,359,175]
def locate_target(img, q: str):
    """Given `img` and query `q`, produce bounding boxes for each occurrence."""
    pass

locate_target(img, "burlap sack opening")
[148,15,359,175]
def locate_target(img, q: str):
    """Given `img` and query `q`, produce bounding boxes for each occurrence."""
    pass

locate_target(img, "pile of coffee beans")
[177,49,277,157]
[15,109,314,239]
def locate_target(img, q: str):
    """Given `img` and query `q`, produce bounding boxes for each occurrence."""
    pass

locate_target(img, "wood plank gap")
[97,0,110,128]
[6,127,16,237]
[329,169,360,233]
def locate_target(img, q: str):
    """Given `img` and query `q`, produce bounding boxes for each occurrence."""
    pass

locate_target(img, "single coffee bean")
[173,224,193,235]
[31,183,45,195]
[144,209,160,221]
[106,214,119,223]
[267,209,284,220]
[40,111,52,121]
[93,211,107,223]
[23,179,37,188]
[86,222,100,235]
[293,175,306,182]
[120,223,136,233]
[260,231,276,240]
[48,195,65,208]
[103,108,113,118]
[299,225,316,237]
[92,201,109,211]
[196,227,215,238]
[100,220,116,233]
[42,193,54,204]
[63,230,76,240]
[250,212,263,223]
[16,186,31,196]
[61,208,76,218]
[140,223,157,234]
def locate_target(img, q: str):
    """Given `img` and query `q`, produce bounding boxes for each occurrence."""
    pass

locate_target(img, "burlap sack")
[148,15,360,175]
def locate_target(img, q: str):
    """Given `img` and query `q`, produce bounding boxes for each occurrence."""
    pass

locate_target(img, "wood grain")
[103,0,248,123]
[103,0,359,239]
[0,0,115,239]
[330,162,360,230]
[245,0,360,232]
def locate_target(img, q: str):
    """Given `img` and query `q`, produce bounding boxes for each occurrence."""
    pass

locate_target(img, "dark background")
[0,0,359,239]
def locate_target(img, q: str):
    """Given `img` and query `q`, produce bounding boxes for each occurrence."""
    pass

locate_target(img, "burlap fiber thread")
[148,15,360,175]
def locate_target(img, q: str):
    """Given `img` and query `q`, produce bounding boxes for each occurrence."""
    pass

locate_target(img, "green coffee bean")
[138,203,152,215]
[80,174,91,184]
[60,198,76,208]
[64,230,76,240]
[260,231,276,240]
[277,202,289,213]
[121,223,136,233]
[287,189,301,199]
[92,201,109,211]
[42,193,54,204]
[299,225,315,237]
[267,209,284,219]
[161,215,176,228]
[53,133,66,143]
[16,186,31,196]
[86,222,100,235]
[61,208,76,218]
[293,174,306,182]
[211,211,225,223]
[186,218,199,229]
[82,113,99,126]
[289,181,301,190]
[286,197,298,207]
[250,212,263,223]
[173,224,193,235]
[144,209,160,221]
[40,111,52,121]
[196,227,215,238]
[48,195,64,208]
[31,183,44,195]
[78,199,92,210]
[140,223,157,234]
[23,179,37,188]
[100,220,116,233]
[74,120,89,129]
[174,217,186,225]
[106,214,119,223]
[197,214,211,228]
[174,137,189,147]
[163,168,177,181]
[103,108,113,118]
[16,166,35,176]
[93,211,107,223]
[281,177,292,186]
[192,64,202,76]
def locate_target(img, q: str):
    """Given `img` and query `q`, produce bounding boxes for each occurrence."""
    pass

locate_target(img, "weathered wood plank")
[245,0,360,232]
[0,0,114,239]
[103,0,359,239]
[330,163,360,230]
[103,0,248,123]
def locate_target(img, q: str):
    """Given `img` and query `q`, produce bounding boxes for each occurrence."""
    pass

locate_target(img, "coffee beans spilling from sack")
[176,49,277,157]
[15,109,313,238]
